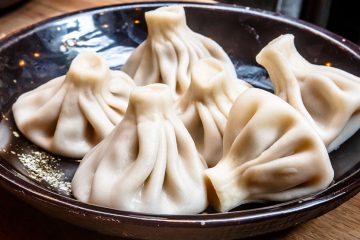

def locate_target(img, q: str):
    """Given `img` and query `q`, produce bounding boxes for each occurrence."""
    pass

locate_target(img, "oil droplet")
[134,19,141,24]
[325,62,332,67]
[12,131,20,138]
[33,52,41,58]
[13,79,17,83]
[102,23,109,29]
[18,59,26,67]
[1,113,8,121]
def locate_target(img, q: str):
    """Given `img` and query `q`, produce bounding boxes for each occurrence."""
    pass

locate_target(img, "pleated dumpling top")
[12,51,135,158]
[72,84,208,214]
[122,5,237,97]
[256,34,360,152]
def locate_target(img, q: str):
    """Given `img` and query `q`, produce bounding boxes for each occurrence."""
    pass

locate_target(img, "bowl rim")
[0,1,359,229]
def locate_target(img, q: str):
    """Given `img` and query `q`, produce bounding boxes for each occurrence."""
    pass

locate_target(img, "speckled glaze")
[0,2,359,239]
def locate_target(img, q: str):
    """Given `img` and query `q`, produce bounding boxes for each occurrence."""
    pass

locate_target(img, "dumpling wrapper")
[205,88,334,213]
[72,84,208,215]
[256,34,360,152]
[12,51,135,158]
[122,5,237,96]
[177,58,250,167]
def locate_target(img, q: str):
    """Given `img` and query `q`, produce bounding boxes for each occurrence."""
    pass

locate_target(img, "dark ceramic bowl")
[0,2,359,239]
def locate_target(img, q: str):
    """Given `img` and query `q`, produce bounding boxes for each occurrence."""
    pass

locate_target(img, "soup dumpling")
[122,5,236,97]
[72,84,208,214]
[205,88,334,212]
[12,51,135,158]
[256,34,360,152]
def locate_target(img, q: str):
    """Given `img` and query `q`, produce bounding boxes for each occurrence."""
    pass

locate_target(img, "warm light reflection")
[65,38,77,47]
[134,20,141,24]
[325,62,332,67]
[18,59,26,67]
[60,44,68,52]
[33,52,41,58]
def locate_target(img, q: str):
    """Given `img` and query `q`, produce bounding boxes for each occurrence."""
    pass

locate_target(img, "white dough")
[12,51,135,158]
[256,34,360,152]
[205,88,334,212]
[177,58,250,167]
[72,84,208,215]
[122,5,236,97]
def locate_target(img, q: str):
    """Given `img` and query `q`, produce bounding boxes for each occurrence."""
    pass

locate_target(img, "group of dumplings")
[12,5,360,214]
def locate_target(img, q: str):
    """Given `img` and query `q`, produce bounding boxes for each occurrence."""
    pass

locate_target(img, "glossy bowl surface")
[0,2,359,239]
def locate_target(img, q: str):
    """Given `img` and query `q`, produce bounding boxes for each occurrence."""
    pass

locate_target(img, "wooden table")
[0,0,359,239]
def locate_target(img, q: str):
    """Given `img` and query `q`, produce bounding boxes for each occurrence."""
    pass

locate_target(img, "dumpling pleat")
[78,87,114,138]
[154,40,178,91]
[17,80,68,138]
[177,58,250,166]
[141,121,167,210]
[196,103,223,166]
[52,87,91,156]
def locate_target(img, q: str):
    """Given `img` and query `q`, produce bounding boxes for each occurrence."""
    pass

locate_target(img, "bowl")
[0,2,359,239]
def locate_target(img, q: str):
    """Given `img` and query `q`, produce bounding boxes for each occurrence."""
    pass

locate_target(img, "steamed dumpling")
[12,51,135,158]
[256,34,360,152]
[177,58,250,167]
[72,84,208,214]
[205,88,334,212]
[122,5,236,96]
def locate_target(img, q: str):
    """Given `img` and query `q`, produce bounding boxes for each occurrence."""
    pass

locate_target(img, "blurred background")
[0,0,359,45]
[223,0,359,44]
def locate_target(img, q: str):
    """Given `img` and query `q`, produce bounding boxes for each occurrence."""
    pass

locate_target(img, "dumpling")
[71,84,208,214]
[177,58,250,167]
[122,5,236,96]
[204,88,334,212]
[256,34,360,152]
[12,51,135,158]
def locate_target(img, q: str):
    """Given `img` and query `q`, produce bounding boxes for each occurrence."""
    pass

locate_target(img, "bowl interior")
[0,0,359,225]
